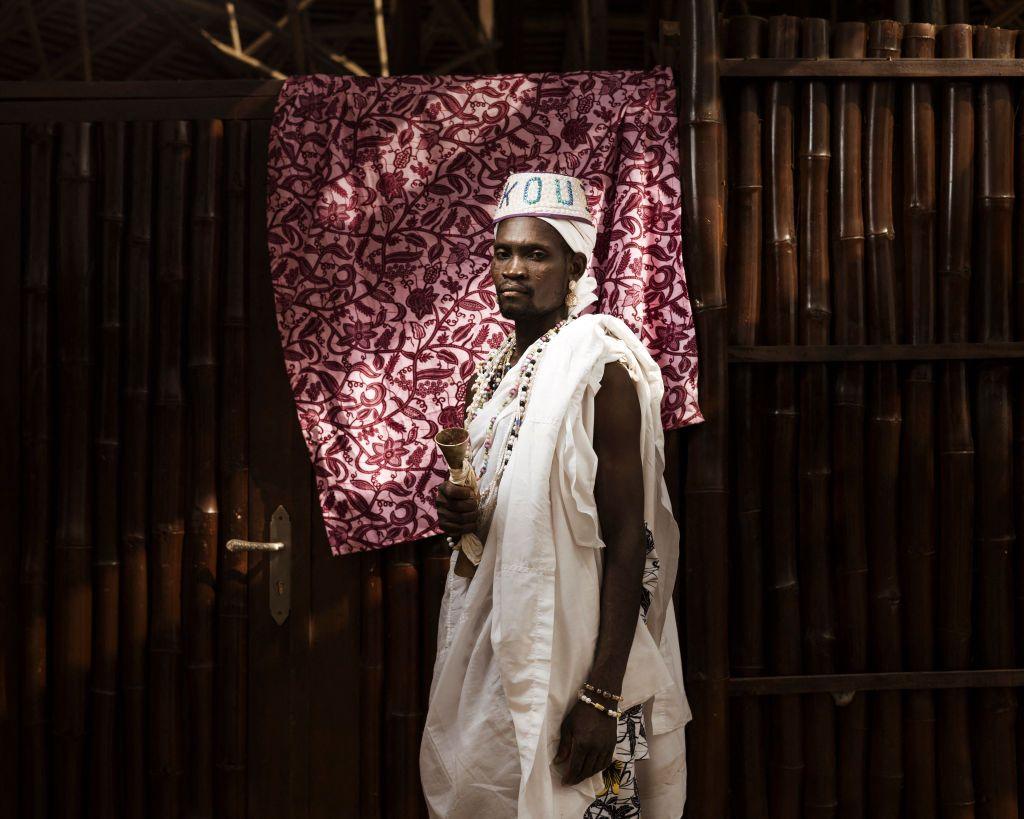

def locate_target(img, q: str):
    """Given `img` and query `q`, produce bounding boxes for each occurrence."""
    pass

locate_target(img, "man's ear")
[570,251,587,280]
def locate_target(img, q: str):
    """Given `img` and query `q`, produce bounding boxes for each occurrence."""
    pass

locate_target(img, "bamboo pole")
[797,17,837,819]
[121,121,154,819]
[374,0,389,75]
[916,0,945,23]
[215,119,249,819]
[900,23,938,819]
[150,120,190,819]
[385,543,423,817]
[971,25,1018,819]
[762,16,802,819]
[726,15,765,349]
[90,119,125,819]
[831,23,869,819]
[309,508,362,818]
[719,35,729,281]
[946,0,968,22]
[935,24,976,819]
[1018,33,1024,343]
[361,553,384,817]
[53,121,94,819]
[285,0,309,73]
[1015,32,1024,814]
[21,0,49,78]
[863,20,903,819]
[725,15,767,819]
[185,118,222,819]
[20,123,54,819]
[679,1,728,814]
[74,0,92,80]
[0,125,19,819]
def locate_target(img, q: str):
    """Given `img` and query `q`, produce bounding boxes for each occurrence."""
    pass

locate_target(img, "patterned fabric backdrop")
[267,68,702,555]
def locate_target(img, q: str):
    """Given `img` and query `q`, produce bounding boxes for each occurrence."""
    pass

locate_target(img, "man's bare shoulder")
[594,361,640,435]
[598,360,634,392]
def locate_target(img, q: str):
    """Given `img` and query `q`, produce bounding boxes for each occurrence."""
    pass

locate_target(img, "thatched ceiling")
[1,0,1019,82]
[1,0,657,80]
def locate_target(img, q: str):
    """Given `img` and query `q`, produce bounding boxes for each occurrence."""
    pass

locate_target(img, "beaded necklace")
[466,316,574,518]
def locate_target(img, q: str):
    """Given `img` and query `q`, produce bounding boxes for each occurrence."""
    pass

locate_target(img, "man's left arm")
[555,361,647,786]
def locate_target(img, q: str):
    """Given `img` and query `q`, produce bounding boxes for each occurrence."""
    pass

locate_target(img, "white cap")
[492,172,593,225]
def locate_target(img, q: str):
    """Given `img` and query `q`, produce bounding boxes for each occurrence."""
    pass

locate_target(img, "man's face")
[491,217,582,321]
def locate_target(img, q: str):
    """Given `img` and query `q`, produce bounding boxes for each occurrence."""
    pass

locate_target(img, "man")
[421,172,690,818]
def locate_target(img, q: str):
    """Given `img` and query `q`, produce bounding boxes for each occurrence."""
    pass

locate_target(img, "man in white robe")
[421,172,691,818]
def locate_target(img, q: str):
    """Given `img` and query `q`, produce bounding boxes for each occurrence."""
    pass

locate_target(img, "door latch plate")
[268,505,291,625]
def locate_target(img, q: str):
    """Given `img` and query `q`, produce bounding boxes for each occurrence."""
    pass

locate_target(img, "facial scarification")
[491,217,582,321]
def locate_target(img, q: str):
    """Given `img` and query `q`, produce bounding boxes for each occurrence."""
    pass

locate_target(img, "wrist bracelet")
[583,682,624,703]
[578,690,622,719]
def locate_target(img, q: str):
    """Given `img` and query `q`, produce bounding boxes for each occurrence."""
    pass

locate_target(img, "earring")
[565,280,578,309]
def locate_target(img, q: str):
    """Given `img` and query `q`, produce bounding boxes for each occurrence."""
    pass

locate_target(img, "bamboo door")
[1,88,435,819]
[244,120,366,819]
[244,119,431,819]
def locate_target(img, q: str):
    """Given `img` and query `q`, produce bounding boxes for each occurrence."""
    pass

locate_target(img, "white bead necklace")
[467,317,574,519]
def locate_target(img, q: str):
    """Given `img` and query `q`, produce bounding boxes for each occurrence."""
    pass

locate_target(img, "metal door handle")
[225,505,291,625]
[225,539,284,552]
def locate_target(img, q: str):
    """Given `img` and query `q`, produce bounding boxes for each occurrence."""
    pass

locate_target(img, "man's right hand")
[435,481,480,536]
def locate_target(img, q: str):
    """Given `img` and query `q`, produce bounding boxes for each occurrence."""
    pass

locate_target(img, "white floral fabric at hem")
[584,522,658,819]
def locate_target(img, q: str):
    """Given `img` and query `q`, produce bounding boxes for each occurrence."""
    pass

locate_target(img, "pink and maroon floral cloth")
[267,68,702,555]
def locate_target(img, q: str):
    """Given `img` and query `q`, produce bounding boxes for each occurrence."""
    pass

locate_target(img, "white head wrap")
[535,216,598,316]
[492,171,600,317]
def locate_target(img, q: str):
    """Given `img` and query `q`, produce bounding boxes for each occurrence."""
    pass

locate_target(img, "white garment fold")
[421,314,691,818]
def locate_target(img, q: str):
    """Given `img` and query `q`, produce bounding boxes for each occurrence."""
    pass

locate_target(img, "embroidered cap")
[493,172,593,225]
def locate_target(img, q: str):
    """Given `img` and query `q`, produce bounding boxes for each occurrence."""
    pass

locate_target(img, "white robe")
[420,314,691,818]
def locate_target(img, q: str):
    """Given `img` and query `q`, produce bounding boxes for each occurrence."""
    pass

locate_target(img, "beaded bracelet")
[582,682,624,703]
[577,690,622,719]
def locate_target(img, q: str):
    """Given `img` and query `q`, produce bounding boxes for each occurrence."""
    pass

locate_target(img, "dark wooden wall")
[5,6,1024,819]
[677,5,1024,818]
[0,104,396,819]
[0,83,676,819]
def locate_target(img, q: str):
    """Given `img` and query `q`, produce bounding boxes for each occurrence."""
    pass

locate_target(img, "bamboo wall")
[707,13,1024,819]
[0,106,448,819]
[5,12,1024,817]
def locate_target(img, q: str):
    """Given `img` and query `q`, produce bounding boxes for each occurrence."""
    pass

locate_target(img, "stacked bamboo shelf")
[682,9,1024,817]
